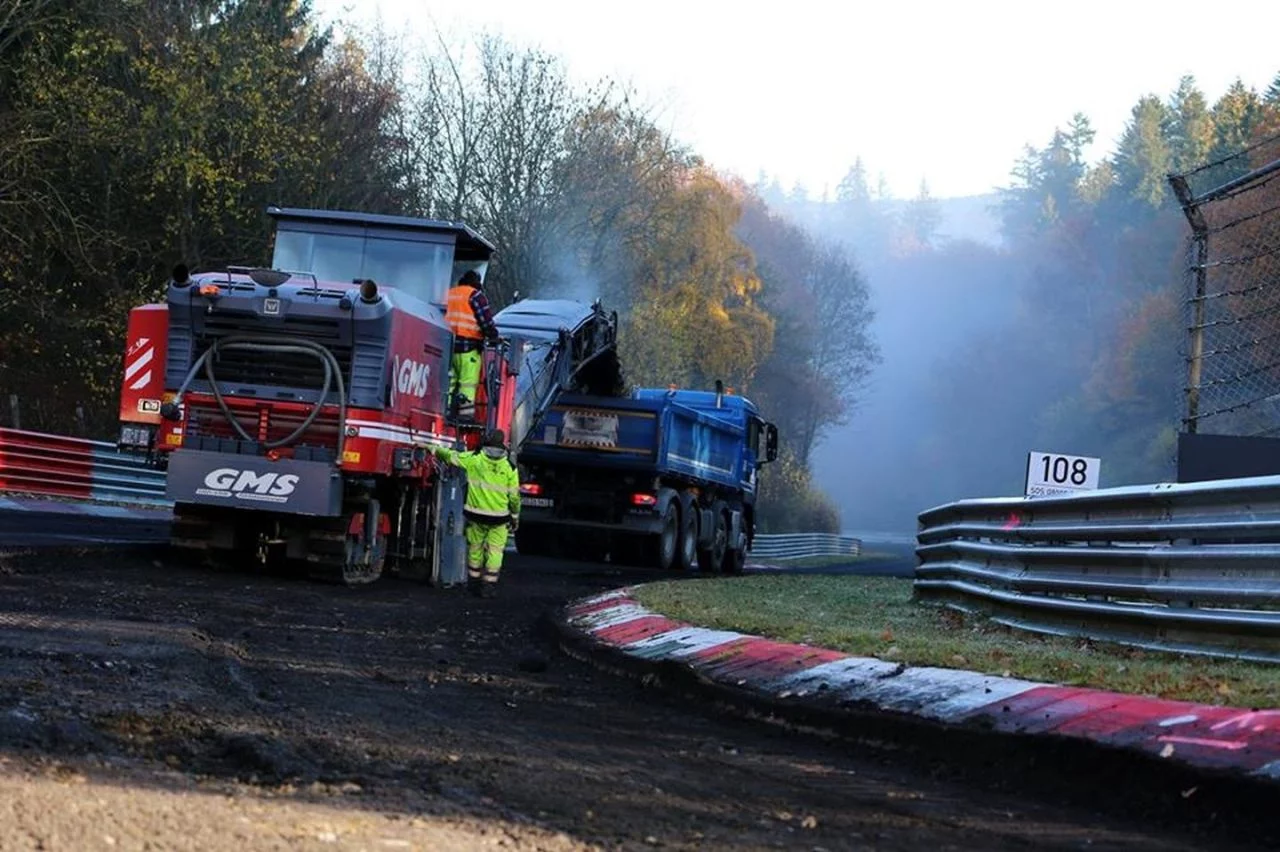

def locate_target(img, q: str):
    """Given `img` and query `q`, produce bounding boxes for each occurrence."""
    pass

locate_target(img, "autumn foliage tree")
[0,0,405,431]
[0,7,877,532]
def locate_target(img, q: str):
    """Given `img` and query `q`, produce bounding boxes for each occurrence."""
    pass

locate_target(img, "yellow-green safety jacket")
[432,446,521,524]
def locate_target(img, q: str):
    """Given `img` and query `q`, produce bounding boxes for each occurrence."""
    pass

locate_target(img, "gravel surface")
[0,545,1268,851]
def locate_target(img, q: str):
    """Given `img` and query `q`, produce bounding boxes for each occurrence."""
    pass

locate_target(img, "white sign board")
[1025,451,1101,498]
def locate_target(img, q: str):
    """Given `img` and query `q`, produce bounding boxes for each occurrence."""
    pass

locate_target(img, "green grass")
[630,575,1280,707]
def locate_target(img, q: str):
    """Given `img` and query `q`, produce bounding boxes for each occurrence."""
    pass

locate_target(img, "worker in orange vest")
[444,270,500,419]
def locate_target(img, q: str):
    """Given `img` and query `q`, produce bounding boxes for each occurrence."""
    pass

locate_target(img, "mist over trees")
[0,0,877,532]
[765,72,1280,532]
[12,3,1265,537]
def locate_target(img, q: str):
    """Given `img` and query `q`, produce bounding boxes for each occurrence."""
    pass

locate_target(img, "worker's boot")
[480,578,497,598]
[466,576,482,597]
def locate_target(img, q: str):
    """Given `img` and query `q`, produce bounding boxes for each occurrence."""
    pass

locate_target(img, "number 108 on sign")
[1024,451,1100,497]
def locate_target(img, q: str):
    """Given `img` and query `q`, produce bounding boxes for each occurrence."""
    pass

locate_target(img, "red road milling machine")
[114,207,521,585]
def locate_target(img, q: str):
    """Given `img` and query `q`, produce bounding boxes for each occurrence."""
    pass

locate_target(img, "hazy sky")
[314,0,1279,200]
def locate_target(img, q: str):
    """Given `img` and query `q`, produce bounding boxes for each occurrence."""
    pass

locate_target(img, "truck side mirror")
[764,423,778,463]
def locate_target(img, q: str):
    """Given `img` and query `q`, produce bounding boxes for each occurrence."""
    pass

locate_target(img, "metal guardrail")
[915,476,1280,663]
[0,429,852,562]
[750,533,861,560]
[0,428,169,507]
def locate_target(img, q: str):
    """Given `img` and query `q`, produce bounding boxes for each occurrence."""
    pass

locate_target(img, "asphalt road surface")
[0,542,1271,850]
[0,510,170,548]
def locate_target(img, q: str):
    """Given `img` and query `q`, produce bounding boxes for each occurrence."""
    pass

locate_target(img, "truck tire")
[515,525,547,557]
[721,543,745,575]
[696,501,728,573]
[721,506,746,575]
[574,535,610,564]
[675,493,697,571]
[650,501,679,571]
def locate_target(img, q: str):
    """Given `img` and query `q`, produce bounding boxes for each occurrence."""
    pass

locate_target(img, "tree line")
[0,0,878,532]
[766,70,1280,529]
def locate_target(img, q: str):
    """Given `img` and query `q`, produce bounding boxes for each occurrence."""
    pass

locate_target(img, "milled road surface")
[0,510,169,548]
[0,545,1269,850]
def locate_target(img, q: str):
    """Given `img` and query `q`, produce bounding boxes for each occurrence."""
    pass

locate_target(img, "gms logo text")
[196,468,299,503]
[391,356,431,406]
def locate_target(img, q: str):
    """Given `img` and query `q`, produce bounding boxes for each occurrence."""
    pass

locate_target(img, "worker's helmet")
[484,428,506,449]
[459,270,482,287]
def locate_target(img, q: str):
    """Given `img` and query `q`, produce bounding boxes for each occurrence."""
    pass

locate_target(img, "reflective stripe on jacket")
[445,285,484,339]
[432,446,521,523]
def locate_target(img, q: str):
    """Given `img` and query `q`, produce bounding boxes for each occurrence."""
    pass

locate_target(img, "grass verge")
[630,575,1280,707]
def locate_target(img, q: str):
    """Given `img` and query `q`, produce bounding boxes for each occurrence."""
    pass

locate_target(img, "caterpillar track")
[169,502,387,586]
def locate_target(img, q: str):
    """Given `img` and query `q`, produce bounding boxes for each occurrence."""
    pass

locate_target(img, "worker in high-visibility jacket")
[432,428,521,597]
[443,270,500,420]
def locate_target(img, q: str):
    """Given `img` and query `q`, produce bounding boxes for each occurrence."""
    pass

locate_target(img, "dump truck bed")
[519,391,751,491]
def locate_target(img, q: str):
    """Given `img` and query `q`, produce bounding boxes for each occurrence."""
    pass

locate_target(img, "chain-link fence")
[1170,132,1280,436]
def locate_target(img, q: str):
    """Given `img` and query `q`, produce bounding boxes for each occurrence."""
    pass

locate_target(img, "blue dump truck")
[513,382,779,573]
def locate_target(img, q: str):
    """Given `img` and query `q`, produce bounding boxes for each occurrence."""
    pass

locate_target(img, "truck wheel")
[575,536,610,564]
[515,525,545,557]
[675,495,697,571]
[652,502,679,570]
[696,502,728,573]
[721,544,745,575]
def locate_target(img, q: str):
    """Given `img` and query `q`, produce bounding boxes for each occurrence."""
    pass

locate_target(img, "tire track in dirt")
[0,545,1268,851]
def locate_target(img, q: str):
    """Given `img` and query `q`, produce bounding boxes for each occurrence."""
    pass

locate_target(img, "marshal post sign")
[1024,450,1101,498]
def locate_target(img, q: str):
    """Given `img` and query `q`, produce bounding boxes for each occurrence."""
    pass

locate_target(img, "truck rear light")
[631,493,657,507]
[521,482,542,496]
[118,424,153,448]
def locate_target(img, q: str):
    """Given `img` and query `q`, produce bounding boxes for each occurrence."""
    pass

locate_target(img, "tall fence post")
[1166,143,1280,438]
[1169,173,1208,434]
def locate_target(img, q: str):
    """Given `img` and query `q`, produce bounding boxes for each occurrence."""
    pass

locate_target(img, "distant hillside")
[931,193,1004,246]
[763,192,1004,252]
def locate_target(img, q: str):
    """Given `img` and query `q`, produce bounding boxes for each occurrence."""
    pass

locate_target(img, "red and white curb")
[562,589,1280,782]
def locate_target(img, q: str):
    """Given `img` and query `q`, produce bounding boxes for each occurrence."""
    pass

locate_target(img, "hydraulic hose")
[205,342,331,450]
[169,334,348,460]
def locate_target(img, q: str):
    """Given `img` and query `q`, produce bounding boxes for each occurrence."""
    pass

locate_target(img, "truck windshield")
[272,231,455,304]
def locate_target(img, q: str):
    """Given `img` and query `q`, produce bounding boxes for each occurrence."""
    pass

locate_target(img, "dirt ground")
[0,545,1271,851]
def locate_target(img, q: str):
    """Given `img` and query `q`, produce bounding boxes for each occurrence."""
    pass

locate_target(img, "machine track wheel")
[170,505,213,554]
[170,504,245,572]
[304,501,388,586]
